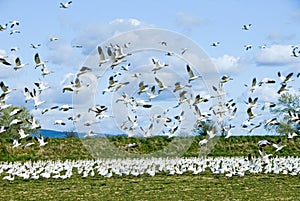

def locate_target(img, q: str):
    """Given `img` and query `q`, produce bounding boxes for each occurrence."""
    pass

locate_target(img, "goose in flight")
[30,43,41,49]
[34,81,50,94]
[258,77,276,86]
[9,20,20,28]
[147,86,158,100]
[138,81,149,95]
[211,42,220,47]
[247,108,260,120]
[198,139,208,146]
[60,1,72,8]
[10,30,20,35]
[35,135,48,147]
[186,64,201,83]
[0,57,11,66]
[173,82,191,93]
[26,117,41,129]
[41,64,54,77]
[41,106,59,114]
[50,37,59,42]
[31,89,46,109]
[0,81,16,95]
[13,57,28,71]
[54,120,66,125]
[277,72,293,84]
[97,46,109,66]
[244,44,252,50]
[154,77,169,94]
[18,129,29,139]
[0,23,8,31]
[34,53,46,68]
[152,58,168,74]
[10,47,19,52]
[10,108,23,116]
[242,24,252,30]
[244,77,258,92]
[277,83,291,94]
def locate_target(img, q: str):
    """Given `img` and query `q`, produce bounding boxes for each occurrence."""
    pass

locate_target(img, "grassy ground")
[1,172,300,201]
[1,135,300,161]
[1,136,300,200]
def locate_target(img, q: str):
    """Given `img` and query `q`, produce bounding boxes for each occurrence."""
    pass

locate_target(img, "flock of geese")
[1,156,300,181]
[0,1,300,180]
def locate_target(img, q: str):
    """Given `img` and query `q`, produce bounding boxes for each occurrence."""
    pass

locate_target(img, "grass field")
[1,136,300,200]
[1,172,300,200]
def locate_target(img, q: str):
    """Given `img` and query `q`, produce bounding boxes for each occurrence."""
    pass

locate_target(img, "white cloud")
[176,12,205,31]
[211,54,240,73]
[255,44,298,66]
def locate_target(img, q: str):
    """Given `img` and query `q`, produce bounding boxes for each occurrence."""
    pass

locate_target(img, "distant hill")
[40,129,67,138]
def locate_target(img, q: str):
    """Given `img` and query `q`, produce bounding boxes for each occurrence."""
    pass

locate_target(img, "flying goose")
[0,57,11,66]
[97,46,109,66]
[242,24,252,30]
[154,77,169,94]
[211,42,220,47]
[60,1,72,8]
[186,64,201,83]
[9,20,20,28]
[13,57,28,71]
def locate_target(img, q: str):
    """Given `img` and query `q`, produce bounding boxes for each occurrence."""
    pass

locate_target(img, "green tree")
[267,93,300,135]
[0,105,40,140]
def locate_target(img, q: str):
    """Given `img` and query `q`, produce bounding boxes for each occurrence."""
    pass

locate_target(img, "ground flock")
[1,156,300,181]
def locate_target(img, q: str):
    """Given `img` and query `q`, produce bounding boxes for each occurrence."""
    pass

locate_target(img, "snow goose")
[60,1,72,8]
[30,43,41,49]
[97,46,109,66]
[211,42,220,47]
[0,57,11,66]
[13,57,28,71]
[54,120,66,126]
[186,64,201,83]
[242,24,252,30]
[9,20,20,28]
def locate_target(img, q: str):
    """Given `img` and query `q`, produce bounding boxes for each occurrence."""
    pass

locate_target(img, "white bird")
[0,126,8,133]
[0,57,11,66]
[10,30,20,35]
[244,44,252,50]
[0,82,16,95]
[152,58,168,74]
[9,119,23,126]
[9,20,20,28]
[18,129,29,139]
[147,86,158,100]
[186,64,201,83]
[242,24,252,30]
[247,108,260,120]
[59,104,73,111]
[41,64,54,77]
[31,89,46,109]
[34,53,46,68]
[0,23,8,31]
[26,117,41,129]
[277,72,294,84]
[154,77,169,94]
[288,132,298,139]
[30,43,41,49]
[41,106,59,114]
[10,47,19,52]
[13,57,28,71]
[35,136,48,147]
[173,82,191,92]
[12,138,22,148]
[34,81,50,94]
[198,139,208,146]
[137,81,149,95]
[211,42,220,47]
[49,37,59,42]
[97,46,109,66]
[124,143,138,150]
[10,108,23,116]
[84,130,97,138]
[60,1,72,8]
[54,120,66,126]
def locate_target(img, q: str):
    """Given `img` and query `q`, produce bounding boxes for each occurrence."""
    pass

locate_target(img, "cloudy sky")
[0,0,299,136]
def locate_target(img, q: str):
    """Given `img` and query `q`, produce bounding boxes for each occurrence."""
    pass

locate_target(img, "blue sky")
[0,0,299,136]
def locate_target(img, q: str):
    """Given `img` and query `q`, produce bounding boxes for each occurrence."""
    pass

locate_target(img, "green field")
[1,136,300,200]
